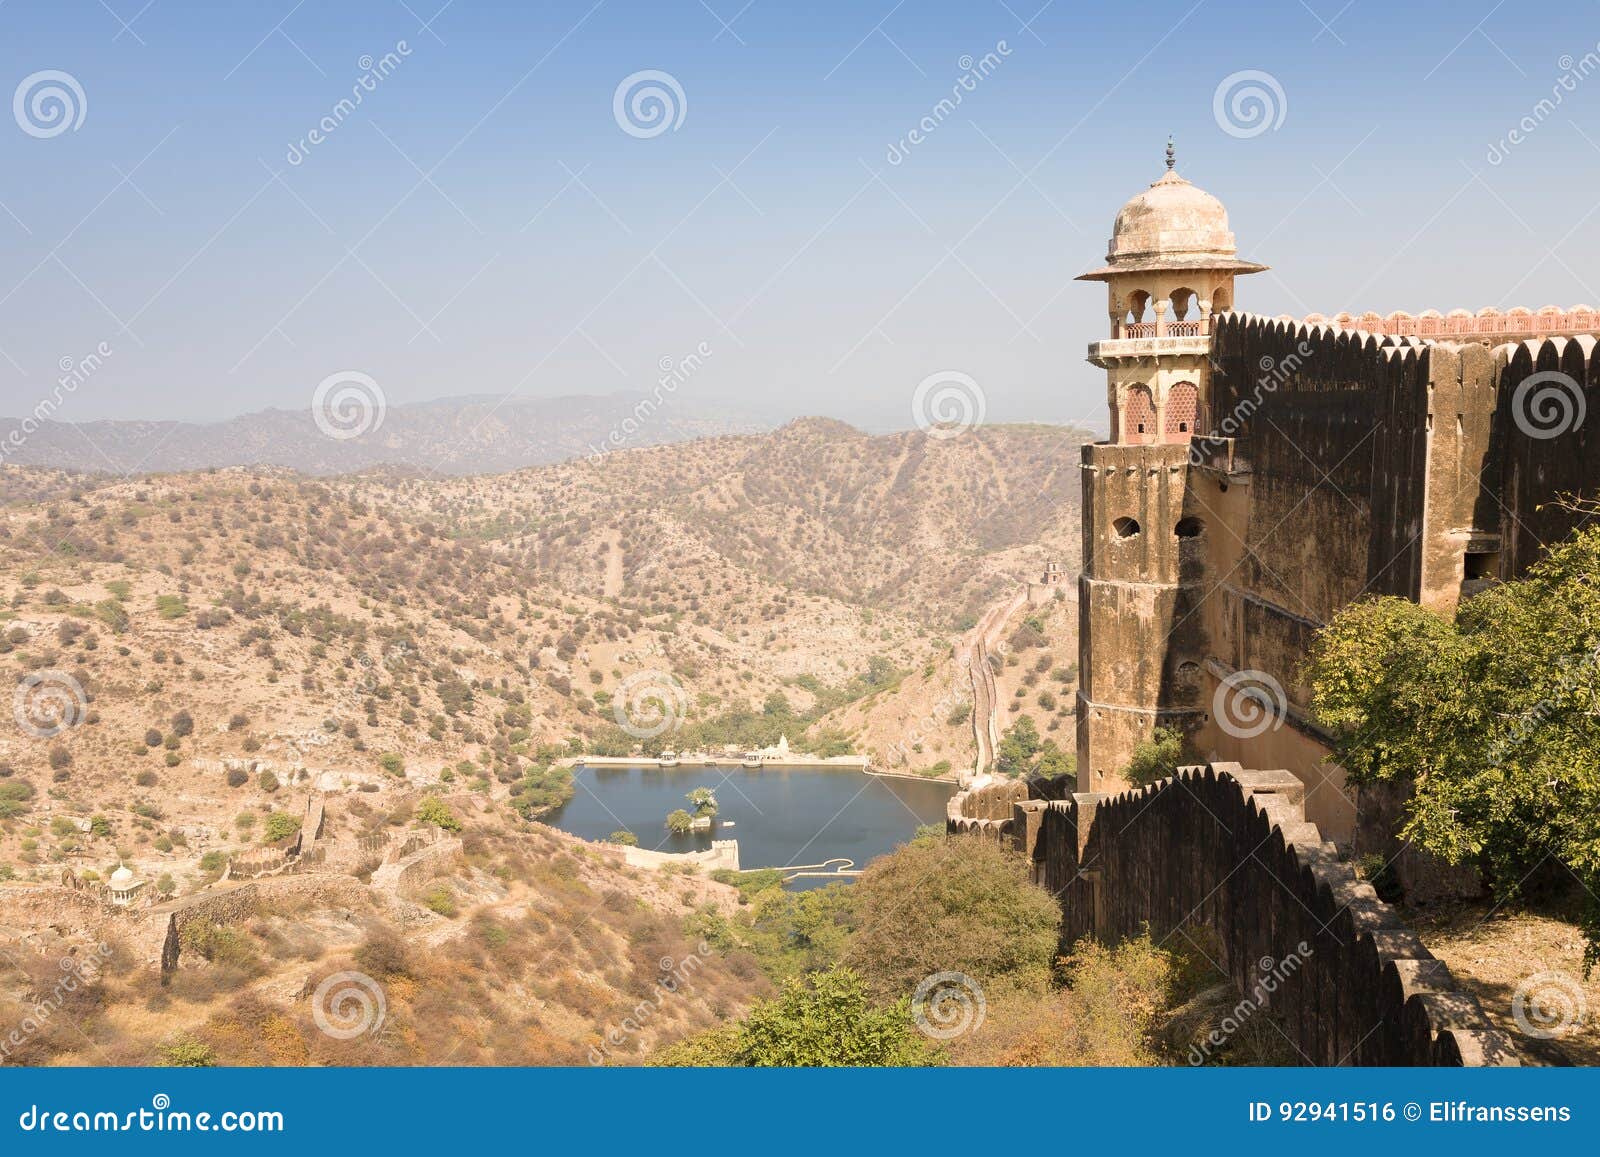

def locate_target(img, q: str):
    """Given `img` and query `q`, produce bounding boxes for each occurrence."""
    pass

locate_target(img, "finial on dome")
[1165,135,1175,171]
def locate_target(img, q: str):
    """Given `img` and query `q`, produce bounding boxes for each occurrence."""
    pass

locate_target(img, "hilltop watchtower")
[1072,144,1266,792]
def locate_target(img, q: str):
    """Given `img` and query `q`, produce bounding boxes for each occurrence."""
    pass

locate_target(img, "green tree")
[1306,525,1600,967]
[510,765,573,818]
[606,830,639,846]
[1121,727,1185,788]
[1033,741,1075,780]
[665,808,694,835]
[416,795,463,833]
[995,716,1041,775]
[686,787,718,817]
[159,1034,216,1067]
[654,968,929,1067]
[845,834,1060,1002]
[261,812,301,844]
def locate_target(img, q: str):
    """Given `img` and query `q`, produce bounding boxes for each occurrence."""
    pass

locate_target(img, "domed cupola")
[1077,141,1266,351]
[1079,140,1265,280]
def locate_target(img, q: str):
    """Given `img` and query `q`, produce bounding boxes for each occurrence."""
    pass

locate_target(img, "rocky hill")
[0,392,767,477]
[0,419,1089,1062]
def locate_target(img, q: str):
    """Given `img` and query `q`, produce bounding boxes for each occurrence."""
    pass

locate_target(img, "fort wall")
[1079,312,1600,840]
[948,763,1519,1067]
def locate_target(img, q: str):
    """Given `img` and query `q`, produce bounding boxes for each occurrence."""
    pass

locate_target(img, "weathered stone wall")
[945,779,1027,842]
[1496,335,1600,574]
[160,876,365,971]
[1194,317,1599,840]
[1076,439,1210,788]
[952,763,1519,1066]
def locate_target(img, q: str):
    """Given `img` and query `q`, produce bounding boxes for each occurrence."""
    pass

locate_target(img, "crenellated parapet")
[946,778,1030,843]
[952,762,1520,1067]
[1211,312,1600,586]
[1283,304,1599,343]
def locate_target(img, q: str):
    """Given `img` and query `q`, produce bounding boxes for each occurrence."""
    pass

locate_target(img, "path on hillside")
[961,586,1028,775]
[601,532,625,598]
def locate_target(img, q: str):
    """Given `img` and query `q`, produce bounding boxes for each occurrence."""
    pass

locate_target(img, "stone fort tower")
[1073,145,1265,794]
[1072,148,1600,843]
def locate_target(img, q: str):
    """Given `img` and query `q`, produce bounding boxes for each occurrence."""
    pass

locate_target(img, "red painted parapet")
[1292,305,1600,341]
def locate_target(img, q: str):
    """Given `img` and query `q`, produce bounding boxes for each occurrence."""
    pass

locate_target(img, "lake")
[540,764,955,883]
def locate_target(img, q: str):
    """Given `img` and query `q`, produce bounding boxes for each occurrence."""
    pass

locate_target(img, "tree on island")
[665,809,694,835]
[686,787,718,817]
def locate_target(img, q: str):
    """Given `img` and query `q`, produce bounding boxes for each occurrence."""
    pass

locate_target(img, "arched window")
[1124,290,1151,325]
[1164,381,1198,441]
[1212,285,1232,313]
[1122,291,1153,337]
[1169,287,1197,320]
[1174,516,1204,538]
[1112,517,1141,539]
[1123,384,1156,444]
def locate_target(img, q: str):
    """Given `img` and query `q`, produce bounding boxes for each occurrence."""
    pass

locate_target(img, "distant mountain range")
[0,391,772,477]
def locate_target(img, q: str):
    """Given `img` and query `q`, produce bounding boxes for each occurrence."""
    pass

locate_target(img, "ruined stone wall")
[160,876,365,971]
[952,764,1518,1066]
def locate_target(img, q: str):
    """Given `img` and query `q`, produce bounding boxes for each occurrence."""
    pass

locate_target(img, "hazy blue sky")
[2,0,1599,434]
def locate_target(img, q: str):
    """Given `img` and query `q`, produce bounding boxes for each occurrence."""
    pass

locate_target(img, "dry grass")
[1408,902,1600,1065]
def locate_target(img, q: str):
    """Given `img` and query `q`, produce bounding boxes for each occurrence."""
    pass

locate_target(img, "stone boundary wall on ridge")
[159,876,365,971]
[948,763,1519,1067]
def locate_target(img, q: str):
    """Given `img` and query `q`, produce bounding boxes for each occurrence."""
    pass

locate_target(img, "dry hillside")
[0,419,1088,1063]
